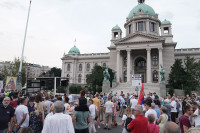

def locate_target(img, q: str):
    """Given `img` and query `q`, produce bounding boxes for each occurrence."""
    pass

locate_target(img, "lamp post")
[16,0,32,90]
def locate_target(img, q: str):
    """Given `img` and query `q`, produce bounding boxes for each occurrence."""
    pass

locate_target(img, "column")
[127,49,131,82]
[159,48,163,82]
[146,48,152,83]
[116,50,120,82]
[146,20,150,33]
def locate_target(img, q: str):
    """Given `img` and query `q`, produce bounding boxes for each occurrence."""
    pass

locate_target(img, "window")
[67,74,70,78]
[124,57,127,67]
[152,55,158,66]
[128,24,132,34]
[136,58,146,67]
[124,70,127,82]
[67,64,70,71]
[79,64,82,71]
[78,74,82,83]
[103,63,106,67]
[164,27,169,34]
[150,22,155,32]
[86,63,90,71]
[114,32,118,38]
[138,21,145,31]
[95,63,98,66]
[153,70,158,82]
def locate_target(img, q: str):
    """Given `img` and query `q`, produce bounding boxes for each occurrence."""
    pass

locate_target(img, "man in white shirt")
[130,96,138,112]
[68,93,73,104]
[88,99,97,133]
[42,101,74,133]
[15,98,29,132]
[104,96,114,130]
[145,101,157,123]
[170,97,177,123]
[191,102,200,127]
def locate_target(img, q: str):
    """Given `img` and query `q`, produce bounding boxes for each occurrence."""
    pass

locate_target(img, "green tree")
[168,59,186,89]
[86,65,114,92]
[1,58,26,87]
[48,67,61,77]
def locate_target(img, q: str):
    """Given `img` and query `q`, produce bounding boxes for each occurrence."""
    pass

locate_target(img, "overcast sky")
[0,0,200,68]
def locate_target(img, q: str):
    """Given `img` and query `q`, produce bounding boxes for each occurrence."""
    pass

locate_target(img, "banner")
[0,80,3,92]
[5,76,17,90]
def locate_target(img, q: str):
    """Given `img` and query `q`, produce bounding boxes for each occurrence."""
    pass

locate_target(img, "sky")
[0,0,200,68]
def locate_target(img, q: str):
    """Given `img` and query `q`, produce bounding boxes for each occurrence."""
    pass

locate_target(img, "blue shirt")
[154,107,161,119]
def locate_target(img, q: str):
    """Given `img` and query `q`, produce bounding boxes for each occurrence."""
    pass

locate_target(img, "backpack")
[125,116,132,132]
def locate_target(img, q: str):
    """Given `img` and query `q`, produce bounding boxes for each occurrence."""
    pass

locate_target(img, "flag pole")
[16,0,32,90]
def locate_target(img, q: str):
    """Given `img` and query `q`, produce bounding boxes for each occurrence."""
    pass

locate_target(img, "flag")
[137,83,144,105]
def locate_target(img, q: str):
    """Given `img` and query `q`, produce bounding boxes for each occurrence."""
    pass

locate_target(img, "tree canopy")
[168,56,200,95]
[86,65,114,87]
[48,67,61,77]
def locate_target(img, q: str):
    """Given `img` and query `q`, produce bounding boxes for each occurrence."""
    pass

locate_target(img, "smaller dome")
[112,25,121,30]
[68,45,80,55]
[162,19,171,25]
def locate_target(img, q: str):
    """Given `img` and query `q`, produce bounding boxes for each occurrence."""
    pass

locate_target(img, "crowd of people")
[0,89,200,133]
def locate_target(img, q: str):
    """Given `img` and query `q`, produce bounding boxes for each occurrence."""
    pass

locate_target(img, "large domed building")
[61,0,200,96]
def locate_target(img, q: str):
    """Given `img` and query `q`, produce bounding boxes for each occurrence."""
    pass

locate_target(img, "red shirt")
[10,101,17,109]
[147,123,159,133]
[128,115,148,133]
[179,115,191,133]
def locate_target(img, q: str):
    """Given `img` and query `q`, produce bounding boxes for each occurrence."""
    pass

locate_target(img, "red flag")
[137,83,144,105]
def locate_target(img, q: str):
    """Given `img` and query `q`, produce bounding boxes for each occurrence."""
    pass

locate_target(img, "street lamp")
[16,0,32,90]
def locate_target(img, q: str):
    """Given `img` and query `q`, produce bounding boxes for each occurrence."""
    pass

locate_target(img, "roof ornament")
[74,38,76,46]
[138,0,145,4]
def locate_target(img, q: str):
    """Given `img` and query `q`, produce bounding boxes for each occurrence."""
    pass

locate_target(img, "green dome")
[128,3,156,19]
[162,19,171,25]
[68,45,80,55]
[112,25,121,30]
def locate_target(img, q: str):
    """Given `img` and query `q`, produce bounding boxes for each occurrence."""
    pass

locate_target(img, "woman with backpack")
[121,107,135,133]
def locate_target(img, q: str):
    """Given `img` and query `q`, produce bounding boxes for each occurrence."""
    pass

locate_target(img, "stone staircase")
[109,82,161,96]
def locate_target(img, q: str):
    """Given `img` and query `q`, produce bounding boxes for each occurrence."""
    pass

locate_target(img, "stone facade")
[61,1,200,95]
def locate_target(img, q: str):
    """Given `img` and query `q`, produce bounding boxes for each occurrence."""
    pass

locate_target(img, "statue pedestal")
[160,83,166,98]
[102,81,110,93]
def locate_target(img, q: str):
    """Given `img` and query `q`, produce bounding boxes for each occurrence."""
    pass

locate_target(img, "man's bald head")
[163,122,179,133]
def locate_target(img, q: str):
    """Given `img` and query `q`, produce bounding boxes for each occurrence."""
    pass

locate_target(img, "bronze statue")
[103,67,110,82]
[160,65,165,83]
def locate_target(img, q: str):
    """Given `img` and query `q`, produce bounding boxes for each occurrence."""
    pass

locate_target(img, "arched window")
[103,63,106,67]
[79,64,82,71]
[67,74,70,78]
[86,63,90,71]
[152,55,158,66]
[136,58,146,67]
[153,70,158,82]
[67,64,70,71]
[124,57,127,67]
[95,63,98,66]
[78,74,82,83]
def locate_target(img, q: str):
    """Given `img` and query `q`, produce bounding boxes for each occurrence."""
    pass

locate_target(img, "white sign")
[132,74,142,87]
[0,80,3,92]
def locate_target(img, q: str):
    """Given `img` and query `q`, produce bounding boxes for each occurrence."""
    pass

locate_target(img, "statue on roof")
[138,0,145,3]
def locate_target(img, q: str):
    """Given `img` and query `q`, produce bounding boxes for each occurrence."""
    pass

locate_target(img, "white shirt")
[145,109,158,123]
[15,105,29,127]
[130,99,138,109]
[89,104,97,119]
[68,95,73,103]
[194,109,200,127]
[42,113,74,133]
[45,100,53,114]
[64,103,70,114]
[104,101,114,113]
[170,101,177,112]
